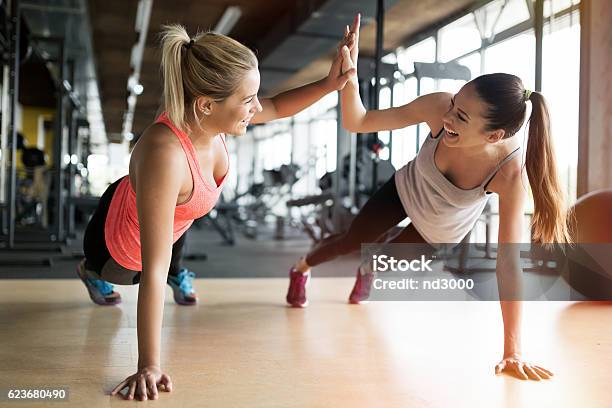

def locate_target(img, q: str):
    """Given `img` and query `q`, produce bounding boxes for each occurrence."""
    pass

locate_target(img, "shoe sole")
[286,271,310,308]
[288,300,309,308]
[76,262,121,306]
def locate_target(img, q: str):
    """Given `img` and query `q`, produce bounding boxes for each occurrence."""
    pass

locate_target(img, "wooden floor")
[0,278,611,408]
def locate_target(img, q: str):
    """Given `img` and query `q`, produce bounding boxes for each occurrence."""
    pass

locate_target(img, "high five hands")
[325,13,361,91]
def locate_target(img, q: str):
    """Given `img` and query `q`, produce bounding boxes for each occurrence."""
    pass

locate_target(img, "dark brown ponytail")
[525,91,572,245]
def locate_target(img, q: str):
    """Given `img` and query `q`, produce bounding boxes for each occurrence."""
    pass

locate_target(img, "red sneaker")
[286,268,310,308]
[348,268,374,304]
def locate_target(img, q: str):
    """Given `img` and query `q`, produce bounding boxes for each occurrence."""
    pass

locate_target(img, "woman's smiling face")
[203,67,263,136]
[196,68,262,136]
[441,81,504,148]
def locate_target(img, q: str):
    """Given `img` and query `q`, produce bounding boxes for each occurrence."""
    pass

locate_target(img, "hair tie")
[524,89,532,101]
[186,39,194,49]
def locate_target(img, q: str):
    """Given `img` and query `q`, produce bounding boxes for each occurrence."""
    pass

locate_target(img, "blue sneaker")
[76,259,122,305]
[167,268,198,305]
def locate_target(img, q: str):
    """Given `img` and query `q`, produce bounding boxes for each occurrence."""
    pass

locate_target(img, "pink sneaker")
[348,268,374,304]
[286,268,310,308]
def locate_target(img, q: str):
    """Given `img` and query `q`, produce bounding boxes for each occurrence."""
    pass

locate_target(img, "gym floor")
[1,281,611,407]
[1,228,611,407]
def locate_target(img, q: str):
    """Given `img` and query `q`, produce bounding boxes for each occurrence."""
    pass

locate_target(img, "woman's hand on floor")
[111,365,173,400]
[495,354,554,380]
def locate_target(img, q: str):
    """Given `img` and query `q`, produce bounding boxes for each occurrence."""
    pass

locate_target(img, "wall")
[578,0,612,194]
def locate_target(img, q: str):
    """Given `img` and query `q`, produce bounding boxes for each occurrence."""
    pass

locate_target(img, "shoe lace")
[176,269,196,294]
[91,278,114,296]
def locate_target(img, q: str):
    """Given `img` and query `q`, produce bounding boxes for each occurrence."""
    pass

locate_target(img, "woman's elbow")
[342,118,362,133]
[343,123,357,133]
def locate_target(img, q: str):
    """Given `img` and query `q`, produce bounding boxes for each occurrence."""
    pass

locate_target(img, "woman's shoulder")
[486,151,526,197]
[418,92,452,135]
[129,123,186,175]
[134,123,184,157]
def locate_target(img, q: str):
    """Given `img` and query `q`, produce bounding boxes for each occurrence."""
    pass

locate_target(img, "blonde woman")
[287,15,567,381]
[77,23,356,400]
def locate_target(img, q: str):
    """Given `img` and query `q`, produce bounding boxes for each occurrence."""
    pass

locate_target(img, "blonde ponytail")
[160,24,190,131]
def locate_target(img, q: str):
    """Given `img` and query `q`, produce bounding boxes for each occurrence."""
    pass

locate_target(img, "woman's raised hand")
[346,13,360,67]
[324,13,361,91]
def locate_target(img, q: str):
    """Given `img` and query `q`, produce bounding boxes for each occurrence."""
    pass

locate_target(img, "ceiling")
[89,0,310,140]
[22,0,481,144]
[277,0,478,94]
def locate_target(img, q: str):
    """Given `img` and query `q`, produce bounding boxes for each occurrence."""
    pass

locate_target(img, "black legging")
[83,177,186,281]
[305,175,430,267]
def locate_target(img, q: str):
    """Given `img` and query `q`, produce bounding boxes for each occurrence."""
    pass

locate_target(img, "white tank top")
[394,129,520,244]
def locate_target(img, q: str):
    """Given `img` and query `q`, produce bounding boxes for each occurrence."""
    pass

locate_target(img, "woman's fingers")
[496,358,553,381]
[534,365,554,377]
[138,376,148,400]
[340,46,356,80]
[338,32,355,54]
[127,379,137,400]
[531,366,551,380]
[514,362,529,380]
[159,373,173,392]
[341,45,353,67]
[147,374,158,399]
[524,364,542,381]
[351,13,361,38]
[338,68,357,89]
[110,378,128,396]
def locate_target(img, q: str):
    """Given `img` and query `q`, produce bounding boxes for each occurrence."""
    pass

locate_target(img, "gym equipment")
[0,3,86,265]
[287,146,395,244]
[204,163,300,242]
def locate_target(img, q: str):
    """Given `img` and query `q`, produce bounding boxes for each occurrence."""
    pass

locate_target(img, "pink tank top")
[104,112,229,270]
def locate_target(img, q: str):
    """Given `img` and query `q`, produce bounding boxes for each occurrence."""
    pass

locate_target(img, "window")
[542,10,580,204]
[391,80,417,170]
[457,52,482,79]
[438,13,481,62]
[483,30,536,90]
[475,0,530,39]
[438,79,466,94]
[544,0,578,18]
[397,37,436,74]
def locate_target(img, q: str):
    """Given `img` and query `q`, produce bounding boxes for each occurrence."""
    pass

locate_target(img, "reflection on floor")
[0,278,610,408]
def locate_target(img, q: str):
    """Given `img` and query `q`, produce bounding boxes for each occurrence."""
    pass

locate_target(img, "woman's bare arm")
[111,132,183,400]
[492,164,553,380]
[251,18,357,125]
[341,86,451,133]
[133,138,184,369]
